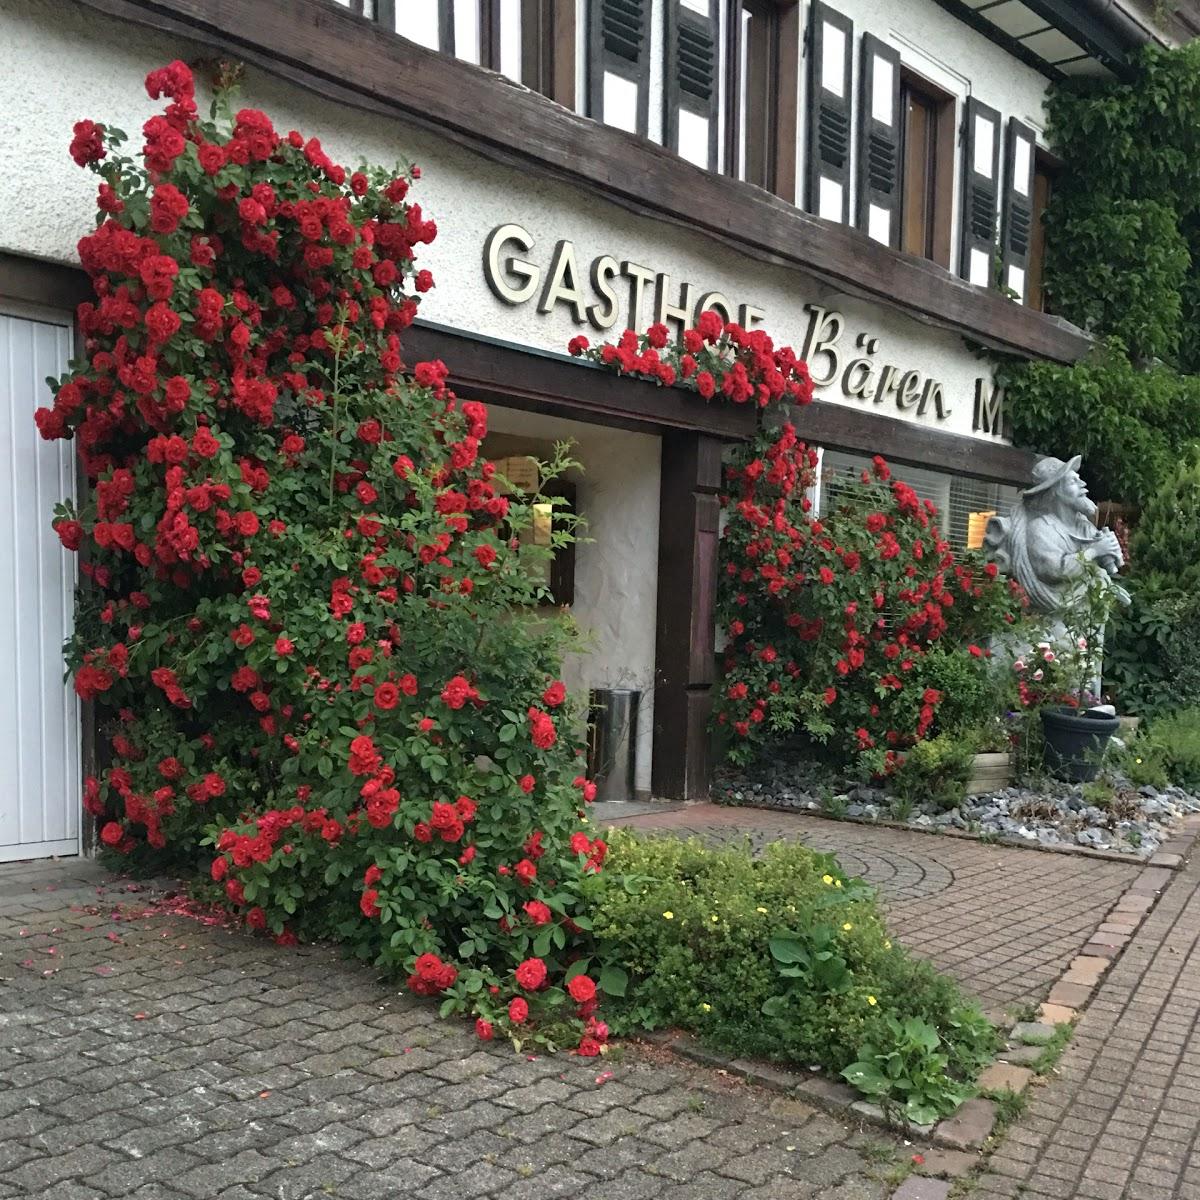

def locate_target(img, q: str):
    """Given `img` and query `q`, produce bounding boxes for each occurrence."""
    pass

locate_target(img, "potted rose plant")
[1036,561,1122,782]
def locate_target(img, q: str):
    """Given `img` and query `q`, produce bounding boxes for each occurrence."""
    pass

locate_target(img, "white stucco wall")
[0,0,668,791]
[634,0,1052,278]
[0,0,1023,444]
[0,0,1051,792]
[486,407,661,795]
[833,0,1053,277]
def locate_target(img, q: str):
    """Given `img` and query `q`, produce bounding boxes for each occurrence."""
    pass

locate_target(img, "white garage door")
[0,308,81,861]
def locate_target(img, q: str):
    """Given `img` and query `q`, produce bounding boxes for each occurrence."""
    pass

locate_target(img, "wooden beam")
[0,247,1029,483]
[405,322,760,439]
[0,252,92,312]
[74,0,1093,365]
[789,398,1040,487]
[652,431,724,800]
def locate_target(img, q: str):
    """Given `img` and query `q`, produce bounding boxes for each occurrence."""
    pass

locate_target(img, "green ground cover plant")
[589,831,997,1120]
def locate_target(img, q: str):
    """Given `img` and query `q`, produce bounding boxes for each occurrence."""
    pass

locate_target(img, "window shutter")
[806,2,854,224]
[959,97,1002,287]
[1000,117,1037,304]
[856,33,900,247]
[588,0,651,137]
[665,1,719,170]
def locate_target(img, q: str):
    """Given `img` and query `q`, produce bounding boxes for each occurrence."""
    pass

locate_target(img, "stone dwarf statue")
[983,455,1129,616]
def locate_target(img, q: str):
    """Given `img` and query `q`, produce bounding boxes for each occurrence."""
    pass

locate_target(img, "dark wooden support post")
[652,431,724,800]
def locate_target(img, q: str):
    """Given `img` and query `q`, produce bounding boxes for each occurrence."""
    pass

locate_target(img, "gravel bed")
[717,748,1200,860]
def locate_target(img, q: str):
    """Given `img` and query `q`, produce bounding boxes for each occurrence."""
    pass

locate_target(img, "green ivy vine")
[1003,41,1200,504]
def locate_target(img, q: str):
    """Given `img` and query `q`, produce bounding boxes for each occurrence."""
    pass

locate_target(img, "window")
[588,0,652,136]
[1027,154,1055,312]
[483,446,577,608]
[898,71,954,267]
[724,1,799,197]
[381,0,571,102]
[817,449,1019,553]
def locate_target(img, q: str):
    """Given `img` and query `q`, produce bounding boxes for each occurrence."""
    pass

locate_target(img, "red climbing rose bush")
[45,60,611,1052]
[575,319,1024,774]
[568,311,814,408]
[715,445,1026,770]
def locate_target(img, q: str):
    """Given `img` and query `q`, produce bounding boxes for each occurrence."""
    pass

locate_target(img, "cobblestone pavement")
[970,846,1200,1200]
[0,858,910,1200]
[608,804,1137,1019]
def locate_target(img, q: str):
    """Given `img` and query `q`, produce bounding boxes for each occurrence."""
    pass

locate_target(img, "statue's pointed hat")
[1022,454,1082,497]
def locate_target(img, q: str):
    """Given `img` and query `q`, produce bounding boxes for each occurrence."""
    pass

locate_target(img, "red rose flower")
[508,997,528,1024]
[567,975,597,1004]
[522,900,552,926]
[527,707,556,750]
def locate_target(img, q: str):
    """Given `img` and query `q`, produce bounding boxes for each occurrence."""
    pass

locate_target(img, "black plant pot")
[1041,707,1120,783]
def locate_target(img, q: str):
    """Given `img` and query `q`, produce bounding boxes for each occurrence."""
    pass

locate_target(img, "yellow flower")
[756,906,768,914]
[867,995,877,1006]
[822,874,834,885]
[710,915,719,923]
[834,879,843,889]
[884,940,892,950]
[700,1002,712,1013]
[662,911,674,920]
[842,922,853,932]
[1135,757,1143,764]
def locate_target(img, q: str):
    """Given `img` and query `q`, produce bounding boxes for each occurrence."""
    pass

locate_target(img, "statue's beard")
[1071,494,1098,520]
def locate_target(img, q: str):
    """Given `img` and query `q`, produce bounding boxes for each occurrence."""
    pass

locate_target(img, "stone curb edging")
[636,811,1200,1179]
[716,794,1196,868]
[639,1027,970,1149]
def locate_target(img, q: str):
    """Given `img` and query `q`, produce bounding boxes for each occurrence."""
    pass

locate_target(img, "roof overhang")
[937,0,1170,81]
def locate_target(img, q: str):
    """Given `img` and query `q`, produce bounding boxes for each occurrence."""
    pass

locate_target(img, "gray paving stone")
[85,1146,202,1197]
[5,1145,122,1193]
[933,1097,997,1150]
[174,1149,281,1197]
[0,858,912,1200]
[893,1179,952,1200]
[569,1107,656,1146]
[415,1165,522,1199]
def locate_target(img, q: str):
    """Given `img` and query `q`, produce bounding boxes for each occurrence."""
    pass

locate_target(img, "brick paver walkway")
[970,847,1200,1200]
[0,858,907,1200]
[609,805,1136,1019]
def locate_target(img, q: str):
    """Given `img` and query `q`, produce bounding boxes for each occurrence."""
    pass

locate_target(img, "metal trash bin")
[587,688,641,804]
